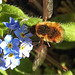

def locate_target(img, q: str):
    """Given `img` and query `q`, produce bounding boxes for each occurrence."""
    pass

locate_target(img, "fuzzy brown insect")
[36,22,64,43]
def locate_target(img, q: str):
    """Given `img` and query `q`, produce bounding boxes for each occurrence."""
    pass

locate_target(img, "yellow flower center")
[9,53,13,57]
[20,32,25,38]
[0,60,1,63]
[8,43,13,49]
[20,46,25,50]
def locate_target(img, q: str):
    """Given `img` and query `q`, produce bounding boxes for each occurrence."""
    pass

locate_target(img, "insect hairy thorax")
[35,22,64,43]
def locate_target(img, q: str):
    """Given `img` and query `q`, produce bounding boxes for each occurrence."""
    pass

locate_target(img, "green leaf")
[0,4,29,22]
[23,17,42,26]
[0,4,28,18]
[61,22,75,42]
[0,29,3,37]
[0,12,23,22]
[16,58,33,73]
[63,70,73,75]
[0,22,8,37]
[0,4,29,24]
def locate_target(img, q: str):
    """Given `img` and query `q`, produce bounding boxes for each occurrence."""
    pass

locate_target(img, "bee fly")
[26,0,67,72]
[28,21,64,43]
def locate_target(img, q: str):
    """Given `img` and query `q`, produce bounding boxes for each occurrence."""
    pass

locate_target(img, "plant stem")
[43,0,47,21]
[46,55,68,72]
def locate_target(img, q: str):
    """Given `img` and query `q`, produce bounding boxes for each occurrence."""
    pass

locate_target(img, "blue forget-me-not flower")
[0,35,20,54]
[14,24,33,42]
[4,50,20,69]
[19,39,33,58]
[3,17,20,30]
[0,17,33,70]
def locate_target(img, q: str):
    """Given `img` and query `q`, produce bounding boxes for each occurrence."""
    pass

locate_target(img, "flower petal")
[10,17,15,24]
[2,22,11,28]
[14,20,20,28]
[0,0,2,4]
[3,17,20,30]
[0,41,7,49]
[23,51,30,57]
[11,58,20,66]
[12,45,19,53]
[0,57,7,70]
[14,29,21,37]
[24,43,33,51]
[10,58,20,69]
[12,38,20,46]
[20,24,27,31]
[0,47,2,54]
[3,47,10,54]
[0,39,2,44]
[5,57,11,68]
[4,35,12,43]
[26,32,33,37]
[24,37,31,42]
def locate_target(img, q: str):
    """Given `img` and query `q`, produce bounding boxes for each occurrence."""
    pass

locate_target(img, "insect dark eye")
[37,25,50,35]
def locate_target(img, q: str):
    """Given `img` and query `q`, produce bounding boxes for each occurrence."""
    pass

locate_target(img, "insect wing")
[47,0,53,19]
[32,45,47,71]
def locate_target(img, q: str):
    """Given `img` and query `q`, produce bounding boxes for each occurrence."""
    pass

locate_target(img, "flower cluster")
[0,17,33,70]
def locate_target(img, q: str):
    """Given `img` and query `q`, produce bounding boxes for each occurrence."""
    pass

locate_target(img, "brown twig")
[43,0,47,21]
